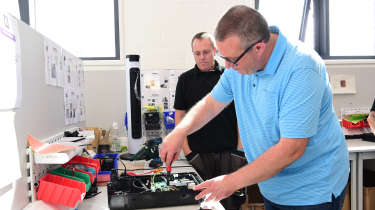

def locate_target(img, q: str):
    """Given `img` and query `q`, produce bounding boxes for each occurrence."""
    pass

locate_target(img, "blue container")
[163,111,175,130]
[93,153,120,175]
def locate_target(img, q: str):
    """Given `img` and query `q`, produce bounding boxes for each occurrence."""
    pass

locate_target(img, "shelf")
[33,131,94,164]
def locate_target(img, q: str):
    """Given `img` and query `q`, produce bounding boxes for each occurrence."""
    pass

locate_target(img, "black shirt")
[174,61,238,153]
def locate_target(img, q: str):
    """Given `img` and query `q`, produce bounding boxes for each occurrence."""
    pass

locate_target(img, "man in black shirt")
[174,32,246,210]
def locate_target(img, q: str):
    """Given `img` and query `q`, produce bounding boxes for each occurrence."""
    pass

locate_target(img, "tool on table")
[120,137,163,168]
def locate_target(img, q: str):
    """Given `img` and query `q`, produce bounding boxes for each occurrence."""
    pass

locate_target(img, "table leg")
[358,155,363,210]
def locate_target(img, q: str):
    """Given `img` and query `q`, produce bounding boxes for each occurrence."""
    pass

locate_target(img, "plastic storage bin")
[62,164,95,183]
[37,173,86,208]
[362,119,370,127]
[163,111,175,130]
[48,167,91,192]
[93,153,120,182]
[67,155,100,179]
[342,119,362,129]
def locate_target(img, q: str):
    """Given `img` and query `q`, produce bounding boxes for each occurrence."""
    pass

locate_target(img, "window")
[257,0,305,42]
[329,0,375,57]
[256,0,375,59]
[21,0,119,60]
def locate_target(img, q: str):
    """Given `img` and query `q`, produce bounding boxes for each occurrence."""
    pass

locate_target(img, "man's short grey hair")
[215,5,270,49]
[191,32,216,50]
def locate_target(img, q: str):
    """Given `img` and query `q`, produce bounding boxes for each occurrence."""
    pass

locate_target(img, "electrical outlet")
[329,74,356,94]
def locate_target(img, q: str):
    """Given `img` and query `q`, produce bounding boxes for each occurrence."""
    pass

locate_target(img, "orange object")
[28,135,77,154]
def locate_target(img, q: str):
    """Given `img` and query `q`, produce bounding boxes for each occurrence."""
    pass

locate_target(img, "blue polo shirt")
[211,26,349,205]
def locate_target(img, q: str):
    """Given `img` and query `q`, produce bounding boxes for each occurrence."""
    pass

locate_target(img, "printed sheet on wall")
[141,69,185,111]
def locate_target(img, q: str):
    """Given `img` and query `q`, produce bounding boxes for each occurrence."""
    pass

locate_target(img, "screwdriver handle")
[166,165,172,175]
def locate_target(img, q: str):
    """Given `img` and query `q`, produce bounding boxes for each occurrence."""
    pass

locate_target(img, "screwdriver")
[166,165,172,176]
[166,165,172,185]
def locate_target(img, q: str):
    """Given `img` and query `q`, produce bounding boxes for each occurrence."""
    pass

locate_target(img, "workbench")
[80,159,225,210]
[347,139,375,210]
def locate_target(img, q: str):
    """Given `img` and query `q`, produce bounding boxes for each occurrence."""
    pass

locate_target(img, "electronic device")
[107,171,203,210]
[125,55,144,154]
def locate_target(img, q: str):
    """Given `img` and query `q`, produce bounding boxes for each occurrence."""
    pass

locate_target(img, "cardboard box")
[364,187,375,210]
[342,184,350,210]
[241,185,265,210]
[242,203,265,210]
[363,169,375,210]
[85,127,102,151]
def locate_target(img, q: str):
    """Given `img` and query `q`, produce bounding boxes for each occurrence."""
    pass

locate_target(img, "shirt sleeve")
[211,68,234,103]
[279,67,325,138]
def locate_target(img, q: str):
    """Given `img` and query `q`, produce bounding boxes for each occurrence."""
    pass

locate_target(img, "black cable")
[118,158,127,171]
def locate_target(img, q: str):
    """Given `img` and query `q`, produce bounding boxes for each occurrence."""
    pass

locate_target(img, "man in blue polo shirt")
[160,5,349,210]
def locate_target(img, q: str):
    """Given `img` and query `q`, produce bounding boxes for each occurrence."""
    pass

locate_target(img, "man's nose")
[199,53,206,60]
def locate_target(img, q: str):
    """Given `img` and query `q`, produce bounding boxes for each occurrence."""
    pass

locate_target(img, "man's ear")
[213,48,217,56]
[255,43,265,54]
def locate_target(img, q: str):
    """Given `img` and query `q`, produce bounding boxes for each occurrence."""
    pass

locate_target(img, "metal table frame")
[347,139,375,210]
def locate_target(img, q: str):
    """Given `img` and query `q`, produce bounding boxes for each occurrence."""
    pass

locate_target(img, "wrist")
[227,171,245,190]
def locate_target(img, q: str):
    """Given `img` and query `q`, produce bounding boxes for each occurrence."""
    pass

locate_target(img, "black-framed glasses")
[218,39,263,66]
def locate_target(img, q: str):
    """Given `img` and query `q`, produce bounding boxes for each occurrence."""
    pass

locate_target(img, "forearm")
[229,138,307,190]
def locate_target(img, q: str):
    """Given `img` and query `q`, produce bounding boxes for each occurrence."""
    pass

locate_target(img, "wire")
[132,178,150,191]
[118,159,127,171]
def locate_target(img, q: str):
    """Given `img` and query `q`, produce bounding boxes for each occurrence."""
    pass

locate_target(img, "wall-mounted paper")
[0,12,22,110]
[43,38,63,87]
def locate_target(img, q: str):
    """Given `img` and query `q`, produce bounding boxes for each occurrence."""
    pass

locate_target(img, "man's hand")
[368,111,375,134]
[160,130,185,166]
[194,174,238,202]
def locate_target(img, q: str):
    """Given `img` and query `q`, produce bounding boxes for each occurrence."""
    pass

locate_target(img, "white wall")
[83,0,375,129]
[84,0,253,128]
[326,60,375,116]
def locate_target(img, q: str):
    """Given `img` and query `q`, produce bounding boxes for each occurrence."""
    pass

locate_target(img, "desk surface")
[81,160,224,210]
[347,139,375,152]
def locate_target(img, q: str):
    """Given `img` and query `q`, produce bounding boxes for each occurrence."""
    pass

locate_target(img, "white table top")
[347,139,375,153]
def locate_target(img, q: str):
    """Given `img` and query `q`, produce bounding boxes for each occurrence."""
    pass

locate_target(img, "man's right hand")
[160,130,186,167]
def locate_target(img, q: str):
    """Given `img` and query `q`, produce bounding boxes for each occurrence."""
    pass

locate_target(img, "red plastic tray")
[37,173,85,208]
[362,119,369,127]
[62,164,95,183]
[342,119,362,129]
[67,155,100,178]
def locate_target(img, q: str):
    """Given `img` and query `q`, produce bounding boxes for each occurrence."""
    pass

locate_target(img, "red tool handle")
[166,165,172,174]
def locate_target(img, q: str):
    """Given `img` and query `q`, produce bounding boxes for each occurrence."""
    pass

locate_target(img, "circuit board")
[107,171,203,209]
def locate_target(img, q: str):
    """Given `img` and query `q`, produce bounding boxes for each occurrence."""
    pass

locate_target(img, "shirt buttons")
[253,84,256,87]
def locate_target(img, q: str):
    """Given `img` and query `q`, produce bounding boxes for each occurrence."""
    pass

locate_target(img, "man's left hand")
[194,174,238,202]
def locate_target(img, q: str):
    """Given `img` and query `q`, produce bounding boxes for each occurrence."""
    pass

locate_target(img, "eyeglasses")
[218,39,263,66]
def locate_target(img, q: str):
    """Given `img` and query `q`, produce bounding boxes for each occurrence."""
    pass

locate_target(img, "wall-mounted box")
[330,74,356,94]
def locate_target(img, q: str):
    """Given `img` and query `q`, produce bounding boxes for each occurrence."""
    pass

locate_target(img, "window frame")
[255,0,375,60]
[18,0,120,61]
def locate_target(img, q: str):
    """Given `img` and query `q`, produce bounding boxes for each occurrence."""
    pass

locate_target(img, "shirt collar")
[260,26,287,76]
